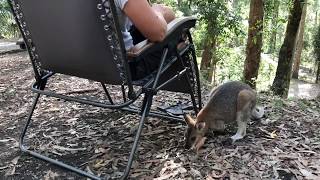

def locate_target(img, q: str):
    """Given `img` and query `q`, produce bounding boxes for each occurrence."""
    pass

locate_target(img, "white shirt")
[114,0,133,50]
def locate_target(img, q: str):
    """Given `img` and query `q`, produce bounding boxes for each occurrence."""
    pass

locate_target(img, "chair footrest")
[157,101,193,116]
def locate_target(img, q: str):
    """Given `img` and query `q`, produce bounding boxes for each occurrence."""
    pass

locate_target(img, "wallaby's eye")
[190,137,196,142]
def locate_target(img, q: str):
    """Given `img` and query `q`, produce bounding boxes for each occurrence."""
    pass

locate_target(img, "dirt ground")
[0,52,320,180]
[289,79,320,100]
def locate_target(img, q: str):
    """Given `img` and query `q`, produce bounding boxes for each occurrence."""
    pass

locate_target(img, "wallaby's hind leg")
[230,111,249,142]
[230,90,255,143]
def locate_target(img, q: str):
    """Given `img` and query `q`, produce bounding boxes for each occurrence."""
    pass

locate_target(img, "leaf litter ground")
[0,52,320,179]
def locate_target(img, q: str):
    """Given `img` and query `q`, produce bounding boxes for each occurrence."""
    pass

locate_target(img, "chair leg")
[19,94,101,180]
[188,87,199,114]
[19,93,40,149]
[101,83,114,105]
[187,31,202,110]
[174,48,199,114]
[190,47,202,110]
[121,93,153,180]
[20,93,153,179]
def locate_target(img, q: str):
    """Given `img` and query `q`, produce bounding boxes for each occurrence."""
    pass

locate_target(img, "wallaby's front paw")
[191,137,207,153]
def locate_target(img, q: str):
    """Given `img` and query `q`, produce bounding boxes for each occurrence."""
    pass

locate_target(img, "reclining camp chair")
[8,0,202,179]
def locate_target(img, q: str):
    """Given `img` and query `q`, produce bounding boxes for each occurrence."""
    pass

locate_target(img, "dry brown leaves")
[0,52,320,179]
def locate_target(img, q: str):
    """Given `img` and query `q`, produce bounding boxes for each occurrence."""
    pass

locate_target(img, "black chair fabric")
[18,0,123,84]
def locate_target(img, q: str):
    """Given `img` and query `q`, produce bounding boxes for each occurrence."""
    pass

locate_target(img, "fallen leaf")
[154,171,179,180]
[211,170,227,179]
[190,168,202,178]
[44,170,59,180]
[0,138,14,143]
[4,166,15,176]
[270,130,277,139]
[143,129,166,136]
[52,145,86,152]
[0,166,8,170]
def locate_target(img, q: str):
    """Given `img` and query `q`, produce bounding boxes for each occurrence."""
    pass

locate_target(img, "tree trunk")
[243,0,264,88]
[212,64,217,85]
[316,11,318,26]
[232,0,239,9]
[268,0,280,54]
[316,61,320,83]
[271,0,305,97]
[200,36,216,82]
[231,0,241,46]
[315,0,319,26]
[292,1,307,79]
[208,39,217,83]
[200,39,213,71]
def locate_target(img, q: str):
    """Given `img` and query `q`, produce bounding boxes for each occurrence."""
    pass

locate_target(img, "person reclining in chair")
[114,0,177,80]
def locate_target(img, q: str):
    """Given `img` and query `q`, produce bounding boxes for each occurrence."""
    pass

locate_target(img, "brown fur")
[184,81,263,150]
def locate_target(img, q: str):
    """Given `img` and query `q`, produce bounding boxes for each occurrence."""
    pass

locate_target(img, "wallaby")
[184,81,264,151]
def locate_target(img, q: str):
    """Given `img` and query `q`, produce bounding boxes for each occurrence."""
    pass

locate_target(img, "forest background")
[1,0,320,97]
[1,1,320,179]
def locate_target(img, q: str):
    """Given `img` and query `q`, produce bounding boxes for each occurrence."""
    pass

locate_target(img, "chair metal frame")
[8,0,202,179]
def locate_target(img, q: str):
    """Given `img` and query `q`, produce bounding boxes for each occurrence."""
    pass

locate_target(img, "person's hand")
[152,4,175,23]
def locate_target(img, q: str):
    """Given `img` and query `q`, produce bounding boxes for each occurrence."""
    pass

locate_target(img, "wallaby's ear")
[195,122,206,131]
[184,114,196,127]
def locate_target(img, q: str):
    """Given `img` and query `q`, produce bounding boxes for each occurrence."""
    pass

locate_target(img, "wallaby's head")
[184,114,207,151]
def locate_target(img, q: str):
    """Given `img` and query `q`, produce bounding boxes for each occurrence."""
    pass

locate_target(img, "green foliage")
[152,0,193,16]
[313,24,320,61]
[1,0,318,90]
[273,98,285,108]
[298,0,320,71]
[264,0,276,21]
[192,21,207,56]
[262,0,290,53]
[194,0,242,40]
[0,0,19,38]
[256,55,277,91]
[296,99,311,110]
[215,47,245,83]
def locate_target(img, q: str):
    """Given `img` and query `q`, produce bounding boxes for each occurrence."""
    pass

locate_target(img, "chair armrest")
[127,16,197,58]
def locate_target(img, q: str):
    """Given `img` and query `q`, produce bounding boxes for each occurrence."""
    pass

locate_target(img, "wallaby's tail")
[251,106,264,120]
